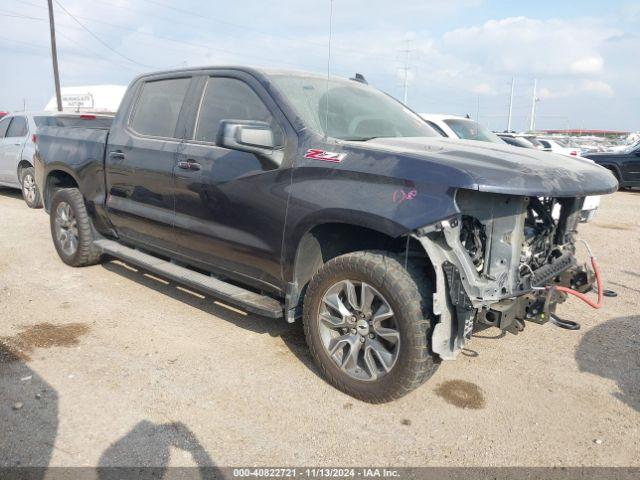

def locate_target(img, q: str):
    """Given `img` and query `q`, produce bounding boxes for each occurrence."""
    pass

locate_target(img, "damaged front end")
[414,190,595,360]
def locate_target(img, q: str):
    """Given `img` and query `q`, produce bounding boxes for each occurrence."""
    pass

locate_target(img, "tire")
[303,250,438,403]
[50,188,102,267]
[20,166,42,209]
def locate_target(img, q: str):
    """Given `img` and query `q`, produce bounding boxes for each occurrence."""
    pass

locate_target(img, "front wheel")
[50,188,102,267]
[303,251,438,403]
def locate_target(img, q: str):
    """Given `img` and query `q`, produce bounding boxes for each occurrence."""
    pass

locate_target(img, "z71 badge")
[304,149,346,163]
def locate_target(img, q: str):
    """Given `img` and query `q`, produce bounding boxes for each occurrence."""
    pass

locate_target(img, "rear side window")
[130,77,190,138]
[6,116,28,137]
[0,117,10,138]
[195,77,283,146]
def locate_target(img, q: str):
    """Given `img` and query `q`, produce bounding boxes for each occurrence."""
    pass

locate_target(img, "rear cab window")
[6,116,28,137]
[129,77,191,138]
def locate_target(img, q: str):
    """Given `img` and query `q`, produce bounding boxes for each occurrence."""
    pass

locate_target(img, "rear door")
[0,116,28,185]
[105,75,193,252]
[172,73,294,292]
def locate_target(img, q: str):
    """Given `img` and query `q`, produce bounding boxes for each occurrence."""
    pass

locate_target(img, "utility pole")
[529,79,538,132]
[47,0,63,112]
[507,76,515,132]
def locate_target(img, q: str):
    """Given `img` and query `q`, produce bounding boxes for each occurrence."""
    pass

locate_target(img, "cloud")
[0,0,637,130]
[441,16,617,77]
[580,80,614,97]
[471,83,496,95]
[570,56,604,74]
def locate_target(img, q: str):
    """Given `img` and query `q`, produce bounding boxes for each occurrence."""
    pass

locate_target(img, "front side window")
[269,74,436,141]
[6,116,28,137]
[443,118,503,144]
[0,117,10,138]
[195,77,282,146]
[130,77,190,138]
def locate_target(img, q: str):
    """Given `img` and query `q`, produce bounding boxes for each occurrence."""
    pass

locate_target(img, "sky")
[0,0,638,132]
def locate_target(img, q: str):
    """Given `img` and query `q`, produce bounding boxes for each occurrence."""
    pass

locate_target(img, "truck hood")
[354,137,618,197]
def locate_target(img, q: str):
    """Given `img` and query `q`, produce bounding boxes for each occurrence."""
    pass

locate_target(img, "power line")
[47,0,407,64]
[0,9,46,20]
[55,30,145,73]
[52,0,155,68]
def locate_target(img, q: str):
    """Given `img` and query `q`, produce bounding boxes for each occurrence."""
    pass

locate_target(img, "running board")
[94,239,283,319]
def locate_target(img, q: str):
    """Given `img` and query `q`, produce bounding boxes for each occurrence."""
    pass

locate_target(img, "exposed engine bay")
[414,190,597,360]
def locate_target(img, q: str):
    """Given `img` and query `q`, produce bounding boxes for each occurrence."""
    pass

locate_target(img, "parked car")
[537,138,580,157]
[419,121,600,221]
[0,111,112,208]
[420,114,506,144]
[0,111,7,119]
[496,132,537,148]
[35,67,617,402]
[495,133,601,221]
[585,141,640,189]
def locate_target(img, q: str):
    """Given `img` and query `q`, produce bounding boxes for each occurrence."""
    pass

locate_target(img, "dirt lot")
[0,187,638,468]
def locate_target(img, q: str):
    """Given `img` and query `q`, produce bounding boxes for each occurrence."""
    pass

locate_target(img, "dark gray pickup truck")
[35,66,618,402]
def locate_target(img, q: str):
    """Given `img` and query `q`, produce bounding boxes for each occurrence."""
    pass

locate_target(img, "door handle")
[109,150,125,161]
[177,160,201,171]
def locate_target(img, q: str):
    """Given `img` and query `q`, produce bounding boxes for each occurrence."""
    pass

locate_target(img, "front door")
[172,74,293,292]
[621,148,640,184]
[105,76,192,252]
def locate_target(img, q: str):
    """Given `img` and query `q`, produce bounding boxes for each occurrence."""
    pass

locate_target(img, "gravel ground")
[0,187,638,468]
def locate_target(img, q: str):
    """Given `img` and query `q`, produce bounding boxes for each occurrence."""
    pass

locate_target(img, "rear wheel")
[303,250,438,403]
[50,188,101,267]
[20,167,42,209]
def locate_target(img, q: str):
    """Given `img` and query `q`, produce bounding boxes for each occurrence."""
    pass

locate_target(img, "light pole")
[507,76,515,132]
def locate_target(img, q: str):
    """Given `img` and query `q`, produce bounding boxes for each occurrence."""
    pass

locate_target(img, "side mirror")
[218,120,283,167]
[219,120,274,150]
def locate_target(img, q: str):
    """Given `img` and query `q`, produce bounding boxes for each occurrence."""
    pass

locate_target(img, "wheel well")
[44,170,78,210]
[16,160,33,180]
[292,223,434,305]
[602,164,620,181]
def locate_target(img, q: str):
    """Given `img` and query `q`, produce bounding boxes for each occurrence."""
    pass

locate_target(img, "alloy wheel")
[54,201,79,256]
[318,280,400,381]
[22,173,37,204]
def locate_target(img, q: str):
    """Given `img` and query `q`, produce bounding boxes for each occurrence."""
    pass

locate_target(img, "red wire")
[551,257,604,309]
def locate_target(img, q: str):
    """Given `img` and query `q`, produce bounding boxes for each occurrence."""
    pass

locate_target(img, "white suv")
[0,112,42,208]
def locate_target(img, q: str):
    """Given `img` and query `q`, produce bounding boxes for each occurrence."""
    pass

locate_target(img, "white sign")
[61,93,94,109]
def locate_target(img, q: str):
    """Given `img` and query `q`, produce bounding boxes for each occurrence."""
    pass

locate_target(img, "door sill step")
[94,239,283,318]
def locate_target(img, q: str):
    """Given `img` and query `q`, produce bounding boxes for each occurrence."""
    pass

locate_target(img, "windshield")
[268,74,437,140]
[622,140,640,154]
[442,118,504,144]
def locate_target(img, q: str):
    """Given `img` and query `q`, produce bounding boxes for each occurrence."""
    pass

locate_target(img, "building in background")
[44,85,126,114]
